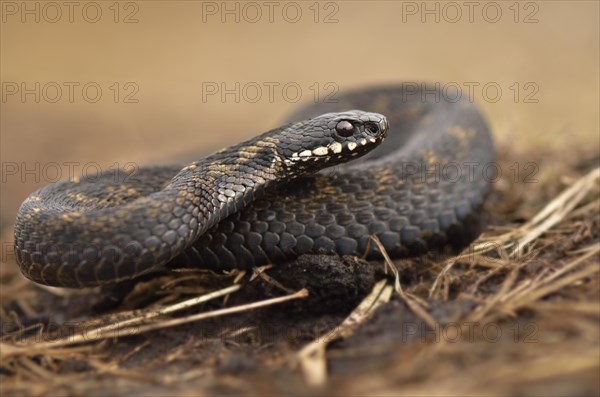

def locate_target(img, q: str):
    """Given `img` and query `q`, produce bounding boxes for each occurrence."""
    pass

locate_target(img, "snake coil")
[14,84,494,288]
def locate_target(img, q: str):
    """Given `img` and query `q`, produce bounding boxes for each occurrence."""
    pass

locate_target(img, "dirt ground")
[1,1,599,396]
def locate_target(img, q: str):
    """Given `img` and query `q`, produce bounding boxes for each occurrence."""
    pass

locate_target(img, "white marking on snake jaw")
[299,150,312,157]
[312,146,328,156]
[348,142,357,151]
[329,142,342,153]
[360,138,367,146]
[369,137,376,143]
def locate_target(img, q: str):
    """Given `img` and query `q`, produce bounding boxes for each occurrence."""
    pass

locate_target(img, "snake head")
[280,110,388,176]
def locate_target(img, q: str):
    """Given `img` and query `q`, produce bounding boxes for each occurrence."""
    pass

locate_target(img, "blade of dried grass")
[474,167,599,257]
[371,235,437,328]
[251,265,294,293]
[432,168,598,299]
[1,283,242,358]
[296,279,393,386]
[127,288,308,335]
[470,244,599,323]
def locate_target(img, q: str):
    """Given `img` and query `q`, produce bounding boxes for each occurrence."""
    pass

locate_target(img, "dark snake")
[14,84,495,288]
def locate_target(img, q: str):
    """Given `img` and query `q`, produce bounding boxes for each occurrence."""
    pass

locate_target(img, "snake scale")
[14,84,495,288]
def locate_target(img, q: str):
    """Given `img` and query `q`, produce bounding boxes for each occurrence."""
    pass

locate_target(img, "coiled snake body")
[15,84,494,288]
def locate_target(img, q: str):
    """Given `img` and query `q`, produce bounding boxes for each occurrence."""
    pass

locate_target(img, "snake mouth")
[289,136,380,163]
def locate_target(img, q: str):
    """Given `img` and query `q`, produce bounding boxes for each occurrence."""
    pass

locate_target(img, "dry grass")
[0,144,598,396]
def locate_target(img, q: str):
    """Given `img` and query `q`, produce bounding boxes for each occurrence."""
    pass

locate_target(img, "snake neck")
[168,141,286,236]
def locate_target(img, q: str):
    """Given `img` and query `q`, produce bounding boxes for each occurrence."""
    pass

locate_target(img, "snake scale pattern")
[14,84,495,288]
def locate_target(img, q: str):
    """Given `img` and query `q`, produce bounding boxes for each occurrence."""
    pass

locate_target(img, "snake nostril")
[364,122,379,136]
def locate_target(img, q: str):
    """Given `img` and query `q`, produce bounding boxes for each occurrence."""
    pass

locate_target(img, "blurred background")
[1,0,598,233]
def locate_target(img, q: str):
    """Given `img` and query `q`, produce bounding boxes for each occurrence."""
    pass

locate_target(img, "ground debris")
[1,146,598,396]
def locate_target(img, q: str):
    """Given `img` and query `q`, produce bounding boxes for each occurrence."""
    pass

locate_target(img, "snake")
[14,84,495,288]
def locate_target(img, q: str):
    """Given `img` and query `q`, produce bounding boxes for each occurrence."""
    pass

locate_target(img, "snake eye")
[364,122,379,135]
[335,120,355,137]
